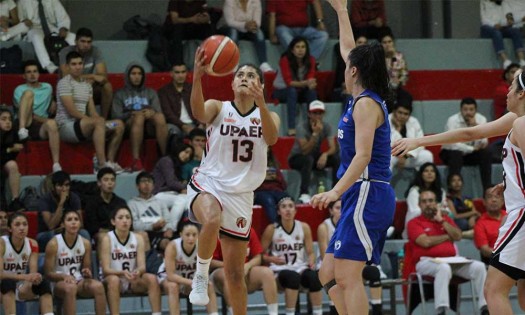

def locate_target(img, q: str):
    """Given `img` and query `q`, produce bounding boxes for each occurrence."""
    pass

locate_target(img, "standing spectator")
[474,186,506,265]
[288,100,339,204]
[446,173,480,235]
[480,0,525,68]
[17,0,76,73]
[389,102,433,171]
[440,97,492,190]
[221,0,273,72]
[350,0,392,40]
[493,62,520,119]
[112,62,169,172]
[157,63,199,139]
[267,0,328,60]
[14,60,62,173]
[0,0,28,41]
[0,107,23,212]
[59,28,114,119]
[56,51,125,172]
[272,37,318,135]
[181,127,206,181]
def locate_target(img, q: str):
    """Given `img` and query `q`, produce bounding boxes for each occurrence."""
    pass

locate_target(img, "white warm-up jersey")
[197,101,268,193]
[502,131,525,212]
[2,236,32,274]
[323,218,336,241]
[54,234,85,281]
[158,238,197,281]
[270,220,308,273]
[101,231,138,277]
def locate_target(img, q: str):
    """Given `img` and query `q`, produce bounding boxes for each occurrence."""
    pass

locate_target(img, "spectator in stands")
[163,0,215,65]
[0,210,7,235]
[98,207,162,315]
[254,148,290,222]
[0,0,28,41]
[494,62,520,119]
[112,62,169,172]
[389,102,433,171]
[44,209,107,315]
[266,0,328,60]
[211,227,279,315]
[404,162,455,238]
[446,173,480,236]
[440,97,492,191]
[504,0,525,30]
[0,107,23,212]
[56,51,125,172]
[36,170,90,251]
[261,197,323,315]
[221,0,273,73]
[380,32,413,112]
[181,127,206,181]
[474,186,506,265]
[407,189,488,315]
[84,167,127,246]
[288,100,339,204]
[17,0,76,73]
[480,0,525,68]
[15,60,62,173]
[350,0,392,41]
[157,63,200,140]
[272,37,318,135]
[157,220,219,315]
[128,171,175,252]
[59,27,114,119]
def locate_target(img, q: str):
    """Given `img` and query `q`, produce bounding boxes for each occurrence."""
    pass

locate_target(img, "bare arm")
[100,234,124,277]
[317,223,328,260]
[164,242,192,286]
[44,238,68,282]
[479,245,493,259]
[135,233,146,276]
[190,48,221,124]
[60,95,89,120]
[302,222,315,268]
[248,80,280,145]
[328,0,354,63]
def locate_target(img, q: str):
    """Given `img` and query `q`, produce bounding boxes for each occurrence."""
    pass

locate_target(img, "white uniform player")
[54,233,85,282]
[2,235,32,275]
[157,238,197,284]
[188,101,268,239]
[316,218,336,269]
[269,220,308,274]
[101,230,138,292]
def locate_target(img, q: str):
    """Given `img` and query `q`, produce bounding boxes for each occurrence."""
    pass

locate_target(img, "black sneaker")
[480,305,489,315]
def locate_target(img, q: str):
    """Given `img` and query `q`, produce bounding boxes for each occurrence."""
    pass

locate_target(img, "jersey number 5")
[232,140,254,162]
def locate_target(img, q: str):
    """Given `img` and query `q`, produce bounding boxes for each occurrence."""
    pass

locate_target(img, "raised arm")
[190,47,221,124]
[328,0,354,62]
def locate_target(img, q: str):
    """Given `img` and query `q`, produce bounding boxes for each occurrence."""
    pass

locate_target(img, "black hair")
[446,173,463,189]
[393,101,413,114]
[66,51,83,64]
[7,212,27,228]
[283,37,312,82]
[503,63,520,80]
[460,97,477,108]
[75,27,93,40]
[348,42,391,102]
[61,209,80,223]
[0,106,12,119]
[418,188,437,202]
[169,142,194,179]
[406,162,443,200]
[378,32,395,42]
[176,217,199,234]
[97,167,116,181]
[189,128,206,141]
[23,60,40,72]
[110,206,132,221]
[135,171,154,185]
[234,63,264,85]
[52,170,71,186]
[171,62,187,70]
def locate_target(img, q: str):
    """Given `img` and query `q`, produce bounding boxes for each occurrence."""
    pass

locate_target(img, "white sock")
[285,308,295,315]
[43,313,54,315]
[209,312,219,315]
[267,303,278,315]
[196,256,211,276]
[313,306,323,315]
[371,299,381,305]
[228,307,233,315]
[152,313,162,315]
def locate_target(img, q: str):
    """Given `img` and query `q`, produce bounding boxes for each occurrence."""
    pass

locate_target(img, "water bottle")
[105,121,118,130]
[397,249,404,279]
[92,154,98,174]
[318,181,325,194]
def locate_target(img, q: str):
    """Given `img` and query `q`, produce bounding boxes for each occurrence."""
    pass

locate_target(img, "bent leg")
[221,236,249,315]
[334,259,367,315]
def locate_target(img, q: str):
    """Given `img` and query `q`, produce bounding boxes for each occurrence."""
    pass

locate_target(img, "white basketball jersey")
[502,131,525,212]
[103,231,138,276]
[196,101,268,193]
[158,238,197,281]
[2,235,32,274]
[323,218,336,242]
[270,220,308,273]
[54,234,85,281]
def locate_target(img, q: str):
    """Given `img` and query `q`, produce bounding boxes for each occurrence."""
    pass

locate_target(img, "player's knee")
[21,89,35,101]
[436,262,452,279]
[224,267,245,285]
[278,270,301,290]
[300,269,322,292]
[105,275,121,289]
[63,282,78,296]
[363,265,381,288]
[44,119,58,130]
[165,281,179,295]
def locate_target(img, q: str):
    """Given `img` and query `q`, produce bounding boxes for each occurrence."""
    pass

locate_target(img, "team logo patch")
[335,240,341,250]
[250,118,261,125]
[236,217,248,229]
[76,249,81,254]
[21,253,28,261]
[295,236,300,241]
[130,244,135,249]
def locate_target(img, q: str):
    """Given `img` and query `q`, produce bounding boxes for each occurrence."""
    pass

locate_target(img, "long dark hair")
[169,142,194,179]
[283,36,312,81]
[406,162,443,200]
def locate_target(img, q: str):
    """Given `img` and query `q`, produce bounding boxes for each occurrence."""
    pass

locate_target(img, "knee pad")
[323,279,337,295]
[300,269,322,292]
[363,265,381,288]
[278,270,301,290]
[0,279,17,294]
[32,279,52,296]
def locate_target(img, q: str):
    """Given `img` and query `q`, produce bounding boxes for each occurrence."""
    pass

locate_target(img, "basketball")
[200,35,240,76]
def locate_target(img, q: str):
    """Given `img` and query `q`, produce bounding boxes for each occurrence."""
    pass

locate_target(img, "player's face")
[180,225,198,247]
[292,41,307,59]
[98,174,116,193]
[232,66,260,92]
[111,208,132,231]
[9,216,28,239]
[421,165,436,184]
[380,35,395,54]
[63,212,81,234]
[171,65,188,85]
[129,67,143,87]
[76,36,93,54]
[393,106,410,126]
[278,199,296,220]
[448,174,463,192]
[68,58,84,77]
[178,147,193,163]
[137,177,154,196]
[419,191,438,218]
[23,65,39,84]
[329,200,342,222]
[507,70,525,114]
[0,112,13,132]
[484,190,503,213]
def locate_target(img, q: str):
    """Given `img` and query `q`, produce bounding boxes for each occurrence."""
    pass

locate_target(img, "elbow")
[451,233,462,242]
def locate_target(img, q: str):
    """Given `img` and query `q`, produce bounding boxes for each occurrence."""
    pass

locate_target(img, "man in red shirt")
[210,228,279,315]
[474,187,507,265]
[407,189,488,315]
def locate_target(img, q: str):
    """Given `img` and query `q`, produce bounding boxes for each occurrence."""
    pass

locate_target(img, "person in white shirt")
[440,97,493,191]
[0,0,28,41]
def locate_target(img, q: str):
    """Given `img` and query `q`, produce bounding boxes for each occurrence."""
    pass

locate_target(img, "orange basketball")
[200,35,240,76]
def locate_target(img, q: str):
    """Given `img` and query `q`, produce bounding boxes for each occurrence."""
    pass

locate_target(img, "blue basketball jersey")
[337,90,391,182]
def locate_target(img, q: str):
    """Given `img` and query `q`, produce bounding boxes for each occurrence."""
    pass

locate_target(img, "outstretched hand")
[248,81,266,109]
[193,47,208,79]
[391,138,419,157]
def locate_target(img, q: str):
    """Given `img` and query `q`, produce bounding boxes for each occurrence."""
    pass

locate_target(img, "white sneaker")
[189,273,210,306]
[46,63,58,74]
[298,193,311,204]
[18,128,29,140]
[386,226,395,238]
[52,163,62,173]
[108,161,125,174]
[503,59,512,69]
[259,62,274,72]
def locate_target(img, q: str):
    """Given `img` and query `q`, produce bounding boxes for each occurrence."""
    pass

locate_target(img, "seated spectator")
[267,0,328,60]
[288,100,339,204]
[350,0,392,41]
[261,197,323,315]
[446,173,480,235]
[17,0,76,73]
[0,210,8,235]
[440,97,492,191]
[474,186,506,265]
[494,62,520,119]
[254,148,290,222]
[128,171,175,252]
[59,28,114,119]
[56,51,125,172]
[14,60,62,173]
[504,0,525,30]
[211,227,278,315]
[112,62,168,171]
[273,37,318,135]
[480,0,525,68]
[84,167,127,246]
[0,107,24,212]
[181,128,206,181]
[220,0,273,72]
[389,102,433,171]
[0,0,28,41]
[407,189,488,315]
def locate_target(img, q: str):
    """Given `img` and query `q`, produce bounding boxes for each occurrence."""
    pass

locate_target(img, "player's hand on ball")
[193,47,207,79]
[249,81,266,108]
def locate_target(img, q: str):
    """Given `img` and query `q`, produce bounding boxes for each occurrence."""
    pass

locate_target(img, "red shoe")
[130,159,144,172]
